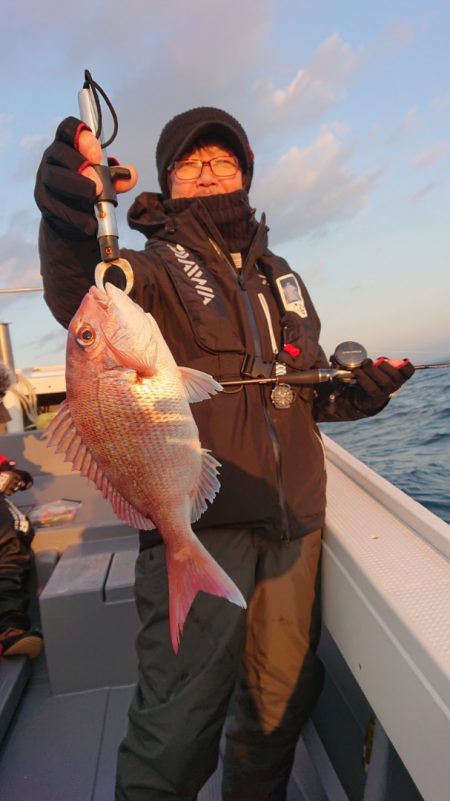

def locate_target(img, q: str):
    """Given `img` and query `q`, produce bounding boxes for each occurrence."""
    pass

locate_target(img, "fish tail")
[166,536,246,654]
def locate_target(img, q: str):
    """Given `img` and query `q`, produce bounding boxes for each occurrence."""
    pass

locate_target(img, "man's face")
[169,143,244,199]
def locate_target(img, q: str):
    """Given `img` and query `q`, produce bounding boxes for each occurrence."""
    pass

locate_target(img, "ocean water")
[319,367,450,526]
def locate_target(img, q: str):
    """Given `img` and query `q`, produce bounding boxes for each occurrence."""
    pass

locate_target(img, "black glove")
[0,460,33,490]
[352,358,415,411]
[34,116,99,238]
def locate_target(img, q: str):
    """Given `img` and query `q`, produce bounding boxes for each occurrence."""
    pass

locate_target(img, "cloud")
[0,225,41,289]
[0,11,365,202]
[27,325,67,363]
[430,95,450,111]
[409,182,436,204]
[0,221,61,368]
[413,140,449,169]
[14,133,50,181]
[402,107,421,132]
[388,106,423,147]
[1,0,272,116]
[384,21,416,48]
[256,34,363,130]
[0,289,66,369]
[298,261,328,285]
[251,128,380,244]
[48,1,274,193]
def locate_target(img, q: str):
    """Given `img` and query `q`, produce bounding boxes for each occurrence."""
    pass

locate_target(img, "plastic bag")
[28,499,81,527]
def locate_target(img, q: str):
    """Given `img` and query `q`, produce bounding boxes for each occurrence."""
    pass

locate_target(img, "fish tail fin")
[166,535,246,653]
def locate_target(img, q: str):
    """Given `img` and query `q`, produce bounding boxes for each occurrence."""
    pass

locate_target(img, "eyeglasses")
[169,156,240,181]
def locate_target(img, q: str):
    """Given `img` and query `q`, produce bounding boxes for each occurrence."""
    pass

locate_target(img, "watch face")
[271,383,295,409]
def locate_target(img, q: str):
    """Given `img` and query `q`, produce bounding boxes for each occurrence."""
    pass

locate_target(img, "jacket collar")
[126,191,269,269]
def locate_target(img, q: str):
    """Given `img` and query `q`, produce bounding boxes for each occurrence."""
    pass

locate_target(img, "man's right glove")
[34,117,137,239]
[352,357,415,412]
[34,117,101,238]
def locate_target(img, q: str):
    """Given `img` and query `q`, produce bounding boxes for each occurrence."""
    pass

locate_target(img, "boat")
[0,328,449,801]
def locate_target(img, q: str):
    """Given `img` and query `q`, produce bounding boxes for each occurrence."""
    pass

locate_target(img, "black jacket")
[39,192,383,541]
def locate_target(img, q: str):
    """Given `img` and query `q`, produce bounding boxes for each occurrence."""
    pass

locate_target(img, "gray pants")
[116,527,323,801]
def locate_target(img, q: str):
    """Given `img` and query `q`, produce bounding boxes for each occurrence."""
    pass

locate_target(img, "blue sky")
[1,0,449,369]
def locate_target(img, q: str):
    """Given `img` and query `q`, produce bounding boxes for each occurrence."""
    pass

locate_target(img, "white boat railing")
[322,434,450,801]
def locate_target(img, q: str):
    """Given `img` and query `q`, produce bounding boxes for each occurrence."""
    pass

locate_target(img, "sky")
[1,0,449,370]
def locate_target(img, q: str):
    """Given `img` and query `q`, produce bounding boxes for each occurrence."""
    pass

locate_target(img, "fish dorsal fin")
[45,401,156,531]
[179,366,222,403]
[191,449,221,522]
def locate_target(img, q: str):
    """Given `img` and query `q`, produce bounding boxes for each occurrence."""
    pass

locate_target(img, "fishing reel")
[329,341,368,373]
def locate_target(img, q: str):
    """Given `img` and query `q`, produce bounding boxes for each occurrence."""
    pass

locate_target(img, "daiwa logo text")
[167,244,215,305]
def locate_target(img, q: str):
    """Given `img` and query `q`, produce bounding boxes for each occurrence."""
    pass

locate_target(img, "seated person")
[0,360,43,659]
[0,456,43,659]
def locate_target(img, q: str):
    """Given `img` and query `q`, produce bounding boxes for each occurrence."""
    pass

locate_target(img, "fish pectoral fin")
[107,342,155,378]
[179,366,223,403]
[46,400,92,471]
[191,449,221,522]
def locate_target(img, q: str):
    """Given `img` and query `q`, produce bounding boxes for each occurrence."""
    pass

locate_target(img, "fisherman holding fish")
[35,102,414,800]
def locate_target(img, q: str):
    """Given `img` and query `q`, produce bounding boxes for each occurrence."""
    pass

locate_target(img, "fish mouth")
[69,285,110,342]
[88,285,110,309]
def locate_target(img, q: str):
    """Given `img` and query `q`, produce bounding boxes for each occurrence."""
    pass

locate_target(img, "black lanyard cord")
[83,69,118,149]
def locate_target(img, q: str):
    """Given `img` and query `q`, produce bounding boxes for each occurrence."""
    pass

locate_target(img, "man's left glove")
[352,357,415,411]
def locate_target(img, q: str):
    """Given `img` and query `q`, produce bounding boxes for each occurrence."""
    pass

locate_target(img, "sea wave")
[320,368,450,525]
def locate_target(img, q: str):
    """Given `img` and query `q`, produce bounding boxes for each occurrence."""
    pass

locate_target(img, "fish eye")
[76,325,96,347]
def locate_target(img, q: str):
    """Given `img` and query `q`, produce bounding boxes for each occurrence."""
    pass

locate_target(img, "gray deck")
[0,657,130,801]
[0,633,423,801]
[0,655,298,801]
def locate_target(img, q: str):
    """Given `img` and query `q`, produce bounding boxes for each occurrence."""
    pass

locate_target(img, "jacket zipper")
[258,292,278,356]
[206,234,290,541]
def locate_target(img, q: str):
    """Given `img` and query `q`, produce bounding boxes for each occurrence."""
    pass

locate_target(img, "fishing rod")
[415,363,450,370]
[221,368,352,387]
[221,341,450,388]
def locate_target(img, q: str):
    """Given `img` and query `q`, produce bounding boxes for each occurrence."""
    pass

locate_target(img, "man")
[35,106,414,800]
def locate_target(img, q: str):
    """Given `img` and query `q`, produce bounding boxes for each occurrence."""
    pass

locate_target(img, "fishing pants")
[115,527,323,801]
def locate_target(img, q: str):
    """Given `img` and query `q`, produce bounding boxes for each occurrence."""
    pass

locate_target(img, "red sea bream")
[46,282,246,651]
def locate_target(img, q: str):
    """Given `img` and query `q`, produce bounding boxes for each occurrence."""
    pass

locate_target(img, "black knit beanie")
[156,106,254,197]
